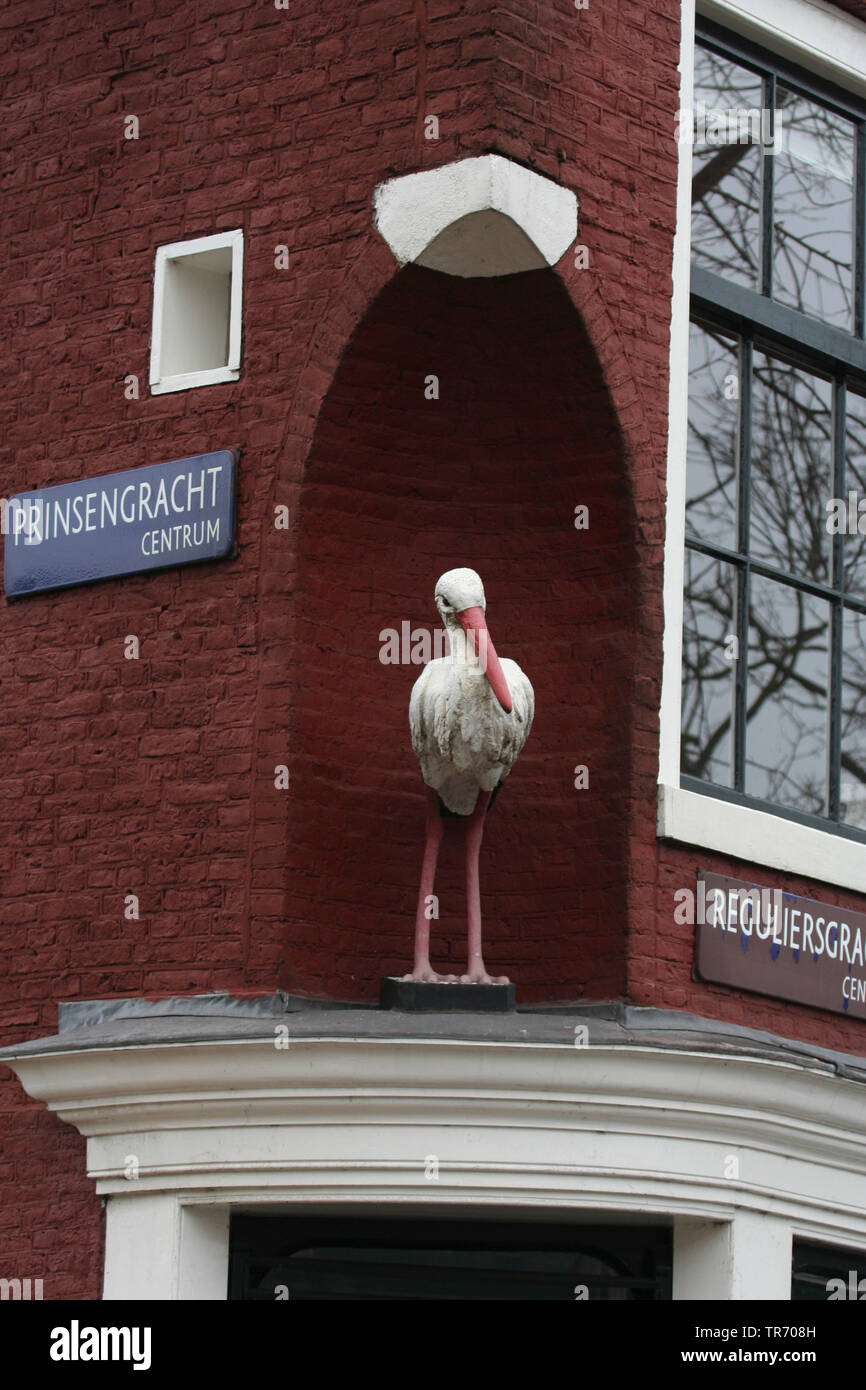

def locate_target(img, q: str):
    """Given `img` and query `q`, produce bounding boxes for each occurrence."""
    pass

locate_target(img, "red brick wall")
[1,0,865,1299]
[0,0,681,1003]
[0,1102,102,1300]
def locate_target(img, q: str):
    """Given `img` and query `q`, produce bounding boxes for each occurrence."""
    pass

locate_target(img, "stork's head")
[434,567,486,623]
[434,568,512,713]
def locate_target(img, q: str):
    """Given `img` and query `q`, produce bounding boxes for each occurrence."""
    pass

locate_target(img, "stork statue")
[405,568,534,985]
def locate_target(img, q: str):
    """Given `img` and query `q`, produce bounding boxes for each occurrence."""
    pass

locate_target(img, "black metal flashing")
[0,993,863,1084]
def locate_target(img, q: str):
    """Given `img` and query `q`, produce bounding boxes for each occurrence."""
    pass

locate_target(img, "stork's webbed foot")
[461,968,510,985]
[402,966,459,984]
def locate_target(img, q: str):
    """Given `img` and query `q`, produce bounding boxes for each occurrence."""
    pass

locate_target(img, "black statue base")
[380,977,516,1013]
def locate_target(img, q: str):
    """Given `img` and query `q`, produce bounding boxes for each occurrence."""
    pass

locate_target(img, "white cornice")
[6,1034,866,1250]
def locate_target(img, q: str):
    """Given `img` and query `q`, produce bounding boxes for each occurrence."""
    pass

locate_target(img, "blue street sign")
[3,450,237,598]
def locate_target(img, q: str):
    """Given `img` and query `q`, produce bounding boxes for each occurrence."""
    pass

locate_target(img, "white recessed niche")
[150,230,243,394]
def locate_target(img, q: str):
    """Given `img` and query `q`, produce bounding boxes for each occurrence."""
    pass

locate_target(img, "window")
[228,1214,673,1300]
[681,19,866,842]
[150,229,243,394]
[791,1237,866,1299]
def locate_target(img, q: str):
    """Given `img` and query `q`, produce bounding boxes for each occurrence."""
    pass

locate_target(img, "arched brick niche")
[282,264,637,1003]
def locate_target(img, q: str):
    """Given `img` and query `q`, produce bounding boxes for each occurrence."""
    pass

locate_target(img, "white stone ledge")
[373,155,578,277]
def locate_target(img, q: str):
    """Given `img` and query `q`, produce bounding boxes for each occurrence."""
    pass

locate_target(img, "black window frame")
[683,17,866,844]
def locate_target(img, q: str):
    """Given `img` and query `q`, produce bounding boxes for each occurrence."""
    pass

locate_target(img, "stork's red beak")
[457,605,512,712]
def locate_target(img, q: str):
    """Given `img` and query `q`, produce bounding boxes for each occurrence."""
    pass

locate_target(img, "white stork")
[405,568,534,984]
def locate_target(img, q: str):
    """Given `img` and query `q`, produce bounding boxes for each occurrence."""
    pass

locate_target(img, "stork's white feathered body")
[410,655,534,815]
[404,568,534,985]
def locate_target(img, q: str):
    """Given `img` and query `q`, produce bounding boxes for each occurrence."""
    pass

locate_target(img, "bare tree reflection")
[683,329,866,822]
[680,550,734,786]
[691,48,854,328]
[684,44,865,823]
[691,48,763,288]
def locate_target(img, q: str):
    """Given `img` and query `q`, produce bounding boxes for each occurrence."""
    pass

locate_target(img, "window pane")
[691,47,763,288]
[750,353,833,583]
[793,1240,866,1301]
[229,1214,673,1301]
[841,607,866,828]
[681,552,736,786]
[844,389,866,600]
[773,88,855,330]
[746,577,829,813]
[687,323,739,548]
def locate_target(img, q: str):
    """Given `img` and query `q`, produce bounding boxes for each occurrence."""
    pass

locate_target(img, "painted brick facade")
[1,0,864,1298]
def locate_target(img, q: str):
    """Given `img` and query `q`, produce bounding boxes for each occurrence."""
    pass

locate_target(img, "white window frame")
[659,0,866,893]
[150,229,243,395]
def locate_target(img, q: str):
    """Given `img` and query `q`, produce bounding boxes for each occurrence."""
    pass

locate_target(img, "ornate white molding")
[7,1035,865,1229]
[372,156,578,277]
[5,1031,865,1296]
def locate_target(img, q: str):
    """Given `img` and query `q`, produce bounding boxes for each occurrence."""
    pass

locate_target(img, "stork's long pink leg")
[462,789,509,985]
[403,786,457,983]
